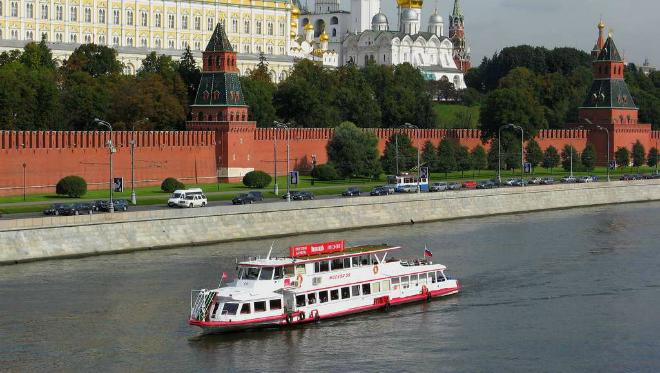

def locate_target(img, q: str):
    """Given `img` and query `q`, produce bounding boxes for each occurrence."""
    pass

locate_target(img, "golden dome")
[290,21,297,27]
[304,22,314,31]
[319,30,329,42]
[598,19,605,29]
[291,4,300,16]
[290,30,297,38]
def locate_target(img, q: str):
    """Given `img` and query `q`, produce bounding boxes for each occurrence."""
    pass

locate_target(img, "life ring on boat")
[299,311,306,321]
[285,313,293,324]
[373,265,379,275]
[296,274,303,287]
[421,285,428,294]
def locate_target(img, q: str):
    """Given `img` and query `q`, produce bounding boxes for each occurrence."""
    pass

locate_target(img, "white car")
[177,194,208,208]
[576,176,593,183]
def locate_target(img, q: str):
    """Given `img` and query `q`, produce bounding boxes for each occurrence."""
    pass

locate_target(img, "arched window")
[330,16,338,25]
[332,28,336,37]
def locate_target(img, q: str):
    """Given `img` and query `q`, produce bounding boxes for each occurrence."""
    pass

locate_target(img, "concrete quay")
[1,180,659,264]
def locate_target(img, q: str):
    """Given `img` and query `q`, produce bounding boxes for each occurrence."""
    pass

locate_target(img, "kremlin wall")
[0,23,658,196]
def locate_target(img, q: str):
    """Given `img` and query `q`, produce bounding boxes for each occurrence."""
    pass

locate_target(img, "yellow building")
[0,0,294,80]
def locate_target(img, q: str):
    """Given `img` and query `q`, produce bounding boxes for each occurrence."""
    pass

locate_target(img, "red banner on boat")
[289,240,345,258]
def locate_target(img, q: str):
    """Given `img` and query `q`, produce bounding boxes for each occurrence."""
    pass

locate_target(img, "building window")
[0,1,2,16]
[26,3,33,18]
[70,33,77,43]
[256,21,262,34]
[181,40,188,49]
[168,39,174,48]
[69,6,77,21]
[84,7,91,22]
[112,35,119,46]
[332,28,336,37]
[10,1,17,17]
[126,10,133,25]
[194,16,200,30]
[155,13,161,27]
[279,22,285,36]
[243,19,250,33]
[141,11,147,26]
[55,5,62,20]
[98,8,105,23]
[267,45,273,54]
[194,41,201,50]
[99,35,105,44]
[41,4,48,19]
[267,22,273,35]
[126,37,133,46]
[10,29,18,39]
[231,18,238,33]
[26,30,33,40]
[181,14,188,29]
[113,9,119,24]
[168,14,174,28]
[243,44,250,53]
[155,38,161,48]
[55,32,63,42]
[84,34,91,43]
[141,38,147,47]
[207,17,214,31]
[41,32,47,40]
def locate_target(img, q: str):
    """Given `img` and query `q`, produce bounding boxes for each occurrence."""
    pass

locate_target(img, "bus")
[386,173,429,192]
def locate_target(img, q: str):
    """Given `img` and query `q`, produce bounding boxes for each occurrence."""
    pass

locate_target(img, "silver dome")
[372,12,388,25]
[428,12,443,24]
[401,9,417,21]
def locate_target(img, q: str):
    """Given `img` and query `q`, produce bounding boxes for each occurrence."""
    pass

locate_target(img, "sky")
[331,0,660,67]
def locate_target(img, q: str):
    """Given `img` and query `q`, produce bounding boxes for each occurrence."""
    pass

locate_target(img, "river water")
[2,202,660,372]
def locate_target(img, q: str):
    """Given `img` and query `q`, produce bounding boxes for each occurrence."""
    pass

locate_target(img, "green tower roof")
[193,72,246,107]
[597,37,622,61]
[581,79,636,109]
[206,23,233,52]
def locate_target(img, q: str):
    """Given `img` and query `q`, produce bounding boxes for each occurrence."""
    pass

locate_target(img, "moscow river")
[2,202,660,372]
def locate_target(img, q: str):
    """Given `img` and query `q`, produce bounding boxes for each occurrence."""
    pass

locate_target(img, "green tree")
[504,139,522,170]
[139,52,177,78]
[19,36,56,70]
[455,145,471,177]
[479,88,546,141]
[381,133,417,174]
[436,138,456,177]
[60,71,110,130]
[250,52,273,83]
[525,138,543,172]
[334,64,382,127]
[561,144,579,172]
[0,50,22,67]
[421,141,439,172]
[327,121,381,178]
[648,147,659,168]
[581,143,598,171]
[241,77,277,127]
[542,145,561,173]
[615,147,630,169]
[470,145,488,175]
[64,44,123,77]
[632,140,646,170]
[177,46,201,105]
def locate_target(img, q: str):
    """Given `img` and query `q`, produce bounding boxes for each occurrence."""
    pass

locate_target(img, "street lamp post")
[402,123,421,193]
[95,118,115,213]
[595,125,611,182]
[128,118,147,205]
[275,121,291,202]
[22,163,26,201]
[311,154,317,186]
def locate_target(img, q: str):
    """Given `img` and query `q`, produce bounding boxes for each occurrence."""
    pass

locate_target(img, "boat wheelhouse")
[189,241,460,334]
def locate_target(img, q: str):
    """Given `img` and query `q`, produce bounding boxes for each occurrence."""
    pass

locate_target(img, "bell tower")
[186,23,257,181]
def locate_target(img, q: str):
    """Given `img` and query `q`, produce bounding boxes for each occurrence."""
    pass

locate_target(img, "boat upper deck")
[239,244,399,267]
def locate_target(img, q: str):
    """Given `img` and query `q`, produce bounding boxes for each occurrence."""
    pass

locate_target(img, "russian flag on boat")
[423,248,433,257]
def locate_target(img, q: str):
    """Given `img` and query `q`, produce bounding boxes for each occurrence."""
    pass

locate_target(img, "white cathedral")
[291,0,466,88]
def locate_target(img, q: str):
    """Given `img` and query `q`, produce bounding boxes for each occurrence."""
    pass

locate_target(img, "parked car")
[72,202,95,215]
[619,174,635,181]
[98,199,129,212]
[168,188,204,207]
[490,178,505,187]
[462,180,477,189]
[511,178,528,187]
[430,182,448,192]
[291,191,314,200]
[590,175,600,182]
[447,182,462,191]
[540,177,555,185]
[92,200,106,211]
[370,187,391,196]
[232,191,263,205]
[560,176,577,183]
[576,176,593,183]
[397,185,418,193]
[504,178,517,186]
[177,194,208,208]
[341,187,361,197]
[476,180,495,189]
[382,185,397,194]
[528,177,543,185]
[43,203,66,215]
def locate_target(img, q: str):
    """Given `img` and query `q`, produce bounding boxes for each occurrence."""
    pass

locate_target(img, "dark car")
[291,191,314,200]
[54,203,93,216]
[476,180,495,189]
[43,203,66,216]
[92,200,106,211]
[511,178,528,187]
[98,199,129,212]
[72,202,95,215]
[619,174,635,181]
[370,187,390,196]
[342,187,361,197]
[232,191,264,205]
[540,177,555,185]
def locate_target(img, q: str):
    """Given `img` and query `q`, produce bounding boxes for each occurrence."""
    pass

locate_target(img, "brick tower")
[186,23,257,181]
[448,0,470,73]
[579,21,652,163]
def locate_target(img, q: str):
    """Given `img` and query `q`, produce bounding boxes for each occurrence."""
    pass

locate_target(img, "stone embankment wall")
[1,180,659,264]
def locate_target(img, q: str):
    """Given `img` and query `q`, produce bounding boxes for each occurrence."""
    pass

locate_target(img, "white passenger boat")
[189,241,460,334]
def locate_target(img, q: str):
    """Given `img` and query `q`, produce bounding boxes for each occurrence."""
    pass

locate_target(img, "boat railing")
[399,258,433,267]
[190,289,214,321]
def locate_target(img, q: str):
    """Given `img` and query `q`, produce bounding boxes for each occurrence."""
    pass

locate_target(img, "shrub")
[242,171,272,188]
[311,164,339,181]
[161,177,185,193]
[55,175,87,198]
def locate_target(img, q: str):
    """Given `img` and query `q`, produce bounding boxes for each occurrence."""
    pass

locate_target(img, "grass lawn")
[433,103,480,129]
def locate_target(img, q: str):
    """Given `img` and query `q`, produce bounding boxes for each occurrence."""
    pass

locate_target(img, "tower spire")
[591,18,606,60]
[452,0,462,18]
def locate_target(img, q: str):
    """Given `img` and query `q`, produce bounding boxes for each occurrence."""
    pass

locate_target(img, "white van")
[168,188,204,207]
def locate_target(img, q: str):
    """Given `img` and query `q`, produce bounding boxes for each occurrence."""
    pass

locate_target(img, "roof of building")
[581,79,637,109]
[205,23,233,52]
[597,36,622,62]
[193,72,246,107]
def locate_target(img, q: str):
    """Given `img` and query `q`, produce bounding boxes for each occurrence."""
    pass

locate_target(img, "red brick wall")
[0,131,217,196]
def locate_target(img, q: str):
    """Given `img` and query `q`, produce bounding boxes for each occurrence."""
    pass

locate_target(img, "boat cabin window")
[381,280,390,291]
[360,255,370,265]
[254,301,267,312]
[401,276,410,289]
[307,293,317,304]
[343,257,351,269]
[430,272,437,283]
[391,277,400,287]
[270,299,282,310]
[239,267,260,280]
[331,258,343,270]
[296,294,306,307]
[351,285,361,296]
[283,265,294,278]
[295,264,306,275]
[419,273,427,284]
[314,260,330,273]
[240,303,251,314]
[351,256,360,267]
[371,282,381,294]
[341,287,350,299]
[330,289,339,301]
[222,302,239,315]
[410,274,418,286]
[274,267,284,280]
[259,267,274,280]
[437,271,446,282]
[319,290,329,303]
[362,283,371,295]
